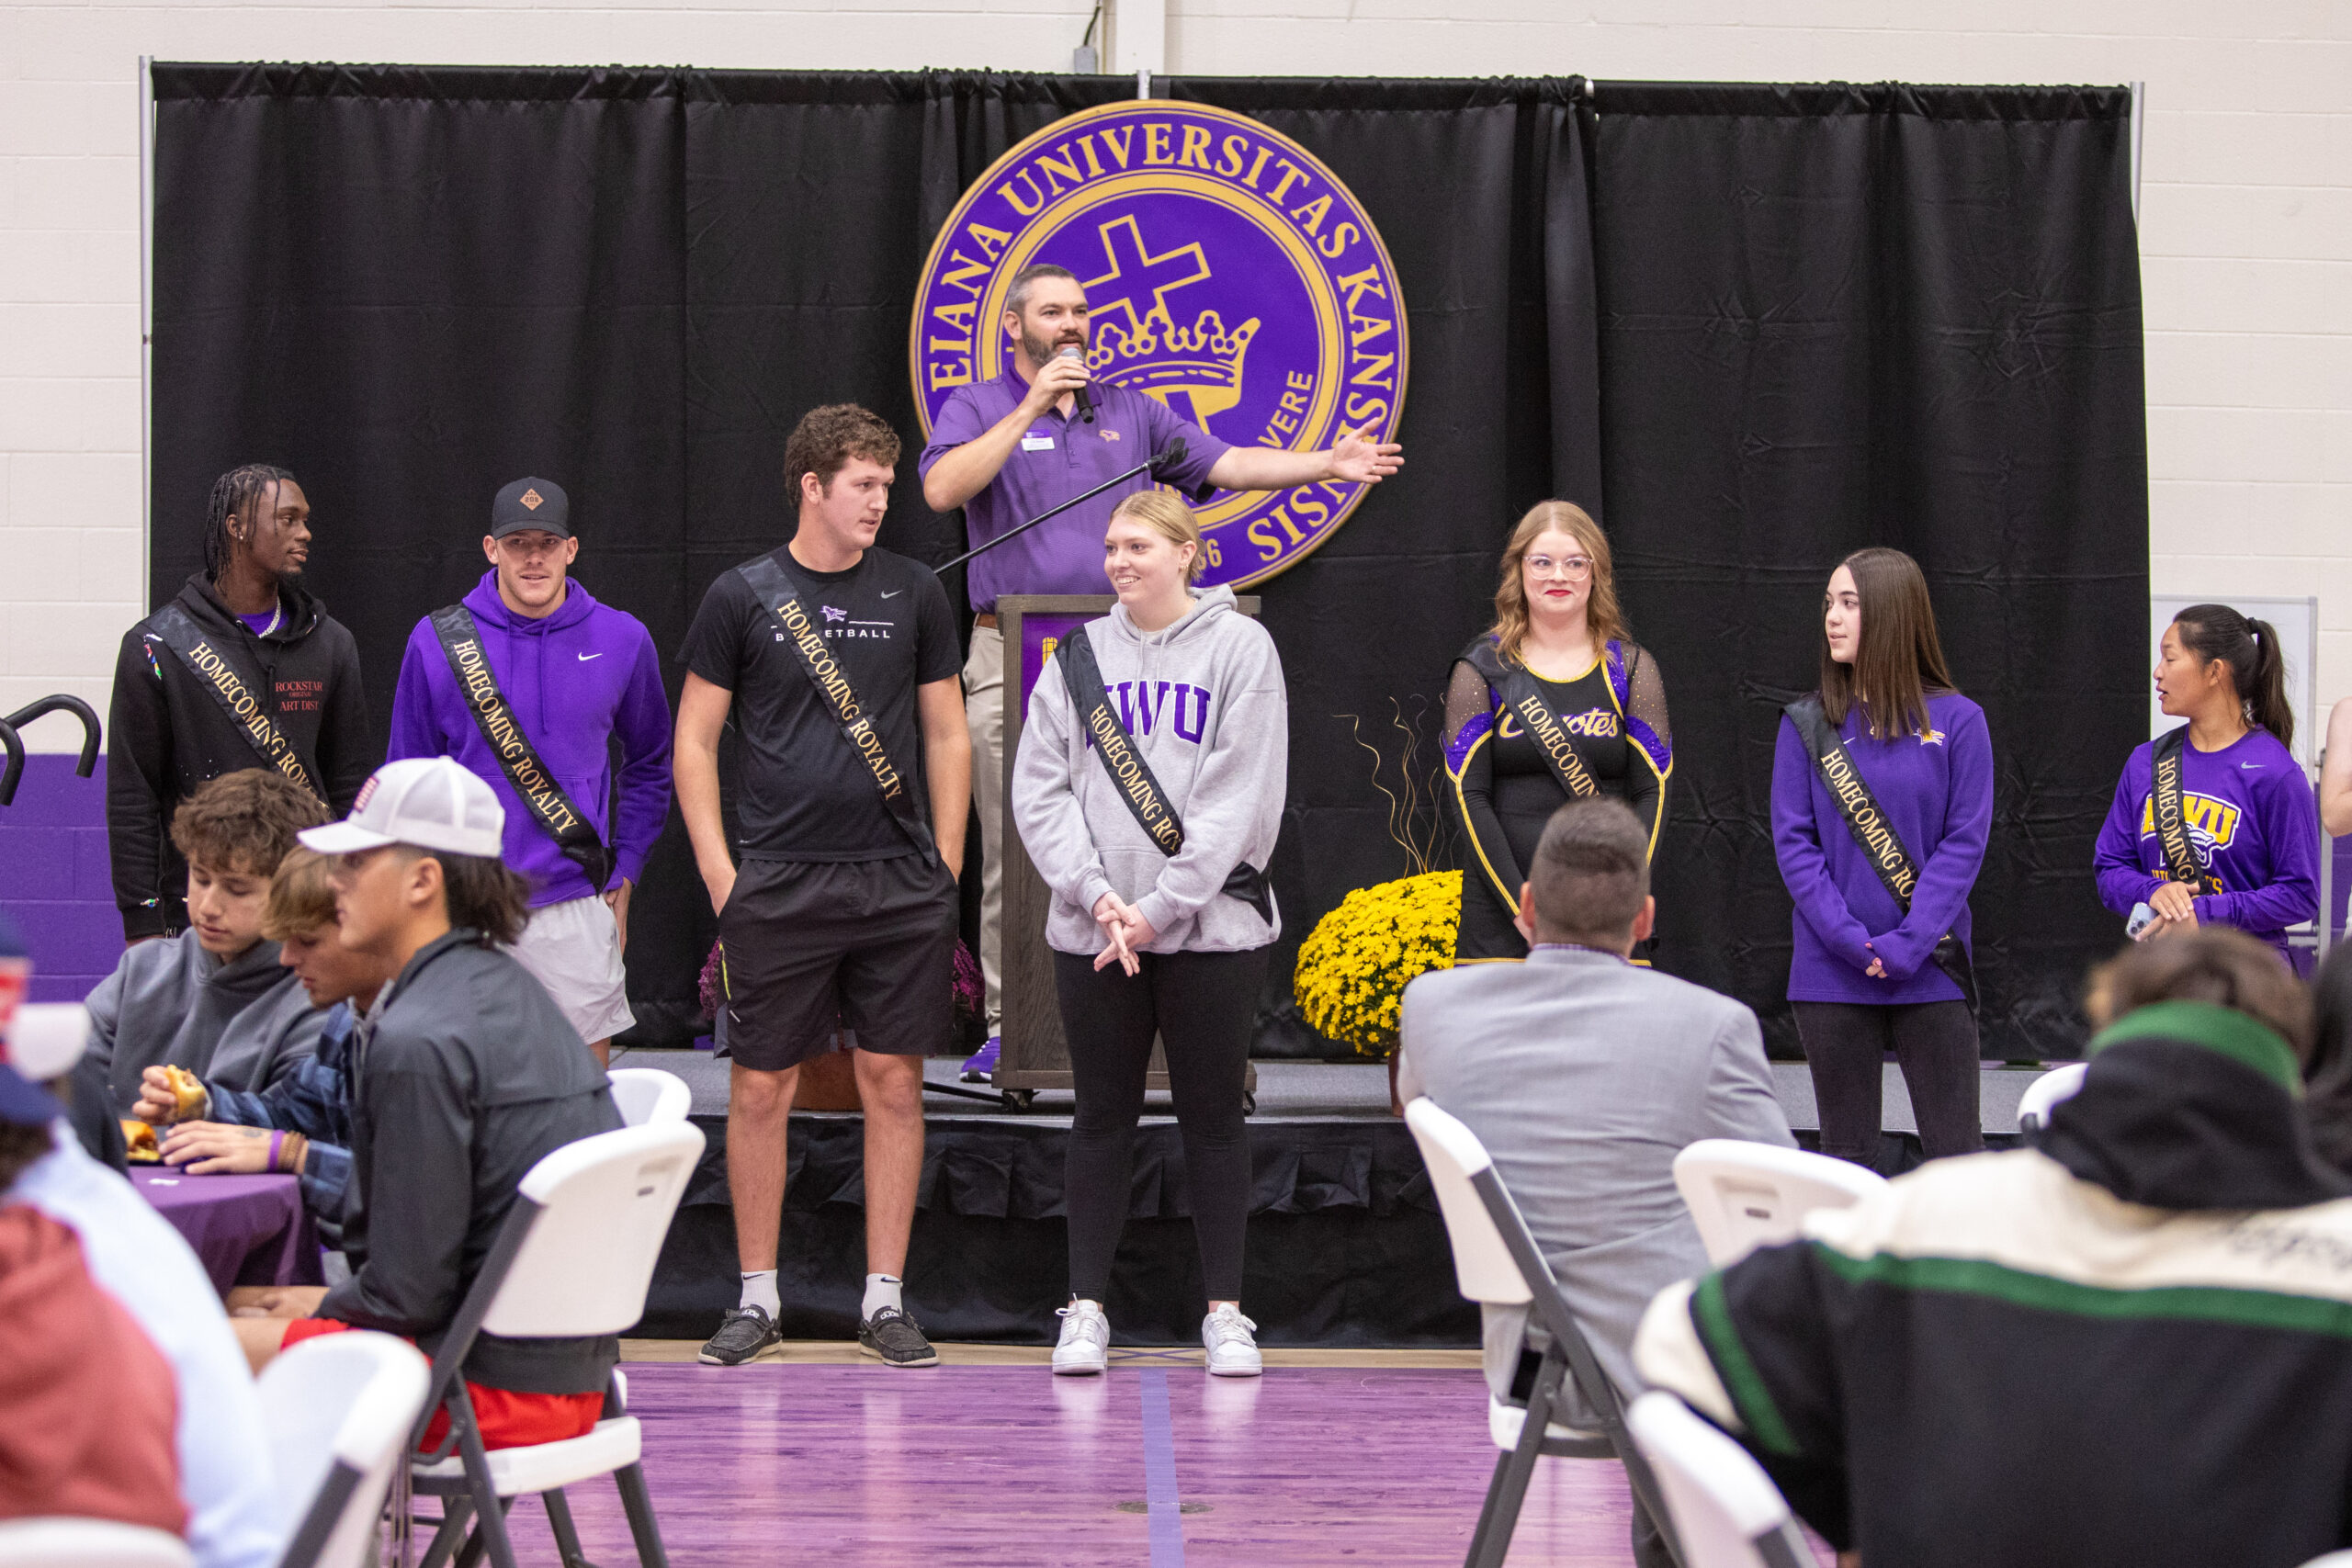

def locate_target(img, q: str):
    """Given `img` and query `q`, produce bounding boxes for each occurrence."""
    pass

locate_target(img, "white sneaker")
[1202,1304,1263,1377]
[1053,1301,1110,1375]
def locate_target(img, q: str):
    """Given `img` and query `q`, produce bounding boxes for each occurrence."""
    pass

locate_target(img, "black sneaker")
[699,1305,780,1366]
[858,1304,940,1368]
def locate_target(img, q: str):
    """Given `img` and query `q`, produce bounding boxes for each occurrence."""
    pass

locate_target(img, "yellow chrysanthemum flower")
[1292,870,1463,1057]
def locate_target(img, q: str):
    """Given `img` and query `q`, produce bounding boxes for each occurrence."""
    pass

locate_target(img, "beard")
[1023,324,1088,368]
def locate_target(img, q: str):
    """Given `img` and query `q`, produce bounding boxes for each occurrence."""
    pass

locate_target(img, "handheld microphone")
[1058,343,1096,424]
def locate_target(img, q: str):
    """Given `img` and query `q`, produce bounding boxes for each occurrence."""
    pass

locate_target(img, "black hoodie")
[107,573,370,937]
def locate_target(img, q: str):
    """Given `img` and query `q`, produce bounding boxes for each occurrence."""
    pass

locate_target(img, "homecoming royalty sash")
[147,604,323,798]
[1463,638,1672,804]
[429,604,612,890]
[737,554,937,865]
[1785,695,1978,1011]
[1057,626,1273,923]
[2150,727,2223,897]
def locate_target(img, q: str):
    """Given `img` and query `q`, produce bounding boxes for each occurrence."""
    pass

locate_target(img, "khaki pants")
[963,622,1005,1032]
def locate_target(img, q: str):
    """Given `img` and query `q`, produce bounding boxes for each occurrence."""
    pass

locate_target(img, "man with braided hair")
[107,464,369,940]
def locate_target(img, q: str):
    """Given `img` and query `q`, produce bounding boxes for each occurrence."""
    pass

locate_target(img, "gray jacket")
[1012,586,1286,955]
[85,931,322,1113]
[1397,946,1793,1422]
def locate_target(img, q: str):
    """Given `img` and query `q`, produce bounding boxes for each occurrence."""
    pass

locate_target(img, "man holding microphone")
[921,263,1403,1075]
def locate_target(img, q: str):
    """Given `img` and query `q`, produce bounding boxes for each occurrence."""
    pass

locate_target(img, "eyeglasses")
[1525,554,1593,581]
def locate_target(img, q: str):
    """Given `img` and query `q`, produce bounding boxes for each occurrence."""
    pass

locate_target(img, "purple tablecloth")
[131,1168,324,1296]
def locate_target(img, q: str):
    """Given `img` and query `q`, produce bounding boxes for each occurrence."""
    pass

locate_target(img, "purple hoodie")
[2093,725,2319,969]
[389,572,673,908]
[1771,691,1993,1006]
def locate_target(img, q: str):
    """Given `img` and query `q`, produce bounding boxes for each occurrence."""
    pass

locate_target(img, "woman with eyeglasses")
[1444,501,1672,962]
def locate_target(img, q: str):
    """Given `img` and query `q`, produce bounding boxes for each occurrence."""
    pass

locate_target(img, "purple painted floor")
[489,1362,1653,1565]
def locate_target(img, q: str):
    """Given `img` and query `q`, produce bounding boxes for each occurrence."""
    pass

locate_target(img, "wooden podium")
[990,594,1259,1113]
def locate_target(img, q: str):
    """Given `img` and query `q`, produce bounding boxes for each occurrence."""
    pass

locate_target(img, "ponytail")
[2245,617,2293,745]
[2172,604,2294,750]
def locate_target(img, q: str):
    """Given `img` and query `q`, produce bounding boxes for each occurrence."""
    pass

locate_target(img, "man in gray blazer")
[1399,797,1793,1568]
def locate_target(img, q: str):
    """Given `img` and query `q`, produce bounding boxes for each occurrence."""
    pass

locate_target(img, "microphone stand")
[932,441,1188,578]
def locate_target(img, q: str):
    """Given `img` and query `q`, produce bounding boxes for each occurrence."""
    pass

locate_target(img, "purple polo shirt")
[918,367,1230,613]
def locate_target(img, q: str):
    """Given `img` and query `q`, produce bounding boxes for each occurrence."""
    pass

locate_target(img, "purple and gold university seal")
[910,100,1408,589]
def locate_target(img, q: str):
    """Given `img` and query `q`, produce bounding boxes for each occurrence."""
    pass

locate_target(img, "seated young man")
[236,757,622,1452]
[87,769,330,1112]
[1397,797,1793,1568]
[130,848,387,1239]
[1634,928,2352,1568]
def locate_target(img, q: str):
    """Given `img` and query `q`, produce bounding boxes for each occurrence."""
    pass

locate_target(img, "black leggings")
[1793,999,1984,1168]
[1055,945,1270,1304]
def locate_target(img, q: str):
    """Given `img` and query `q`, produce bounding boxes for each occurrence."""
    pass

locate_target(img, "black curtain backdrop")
[1589,84,2148,1054]
[151,68,2143,1058]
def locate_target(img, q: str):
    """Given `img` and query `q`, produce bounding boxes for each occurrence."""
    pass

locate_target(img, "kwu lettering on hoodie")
[1109,681,1215,743]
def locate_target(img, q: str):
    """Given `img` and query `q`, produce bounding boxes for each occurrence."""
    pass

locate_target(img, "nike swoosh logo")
[578,652,603,661]
[880,590,903,599]
[2241,761,2262,769]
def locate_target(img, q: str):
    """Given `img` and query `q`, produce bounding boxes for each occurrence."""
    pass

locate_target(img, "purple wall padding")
[0,756,117,1002]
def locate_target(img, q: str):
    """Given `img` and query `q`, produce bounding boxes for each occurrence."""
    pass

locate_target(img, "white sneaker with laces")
[1202,1303,1263,1377]
[1053,1300,1110,1376]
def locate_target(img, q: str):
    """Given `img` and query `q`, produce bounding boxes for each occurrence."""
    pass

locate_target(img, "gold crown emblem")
[520,488,544,511]
[1092,310,1260,423]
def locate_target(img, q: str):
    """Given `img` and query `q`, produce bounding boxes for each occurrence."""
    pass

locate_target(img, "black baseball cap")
[491,477,571,539]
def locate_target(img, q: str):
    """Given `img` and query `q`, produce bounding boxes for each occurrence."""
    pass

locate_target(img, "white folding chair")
[605,1067,691,1127]
[2016,1062,2088,1132]
[1673,1140,1887,1268]
[1405,1097,1684,1568]
[0,1521,190,1568]
[1626,1393,1813,1568]
[409,1121,705,1568]
[256,1330,431,1568]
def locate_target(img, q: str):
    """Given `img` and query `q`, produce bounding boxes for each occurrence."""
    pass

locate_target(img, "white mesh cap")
[300,756,506,859]
[6,1003,91,1082]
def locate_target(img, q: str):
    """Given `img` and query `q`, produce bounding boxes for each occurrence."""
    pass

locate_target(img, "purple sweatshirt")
[2093,725,2319,968]
[389,572,673,908]
[1771,691,1993,1006]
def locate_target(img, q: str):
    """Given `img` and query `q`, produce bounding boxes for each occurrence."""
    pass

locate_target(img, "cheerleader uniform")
[1443,636,1671,961]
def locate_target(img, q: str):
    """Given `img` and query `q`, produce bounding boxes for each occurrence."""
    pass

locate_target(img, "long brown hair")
[1489,501,1625,670]
[2171,604,2294,749]
[1819,547,1955,740]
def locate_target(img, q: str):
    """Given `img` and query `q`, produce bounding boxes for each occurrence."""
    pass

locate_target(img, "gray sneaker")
[858,1304,940,1368]
[699,1304,780,1366]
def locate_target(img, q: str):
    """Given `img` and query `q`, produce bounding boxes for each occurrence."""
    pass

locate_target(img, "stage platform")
[618,1048,2058,1348]
[612,1049,2062,1135]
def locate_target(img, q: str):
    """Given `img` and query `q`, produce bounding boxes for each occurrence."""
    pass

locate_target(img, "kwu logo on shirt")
[816,604,895,641]
[2138,792,2242,857]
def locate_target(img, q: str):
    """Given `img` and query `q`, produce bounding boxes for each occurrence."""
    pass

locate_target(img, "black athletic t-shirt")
[681,546,960,862]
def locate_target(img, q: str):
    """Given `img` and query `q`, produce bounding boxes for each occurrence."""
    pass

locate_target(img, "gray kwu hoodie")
[84,929,323,1113]
[1012,586,1286,956]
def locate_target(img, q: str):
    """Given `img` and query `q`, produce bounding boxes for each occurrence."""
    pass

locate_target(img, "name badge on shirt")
[1021,434,1055,452]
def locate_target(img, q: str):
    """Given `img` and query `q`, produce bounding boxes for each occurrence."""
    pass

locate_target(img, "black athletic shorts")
[716,853,958,1072]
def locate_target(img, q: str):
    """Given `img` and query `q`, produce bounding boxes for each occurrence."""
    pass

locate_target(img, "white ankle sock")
[862,1273,903,1318]
[740,1269,779,1317]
